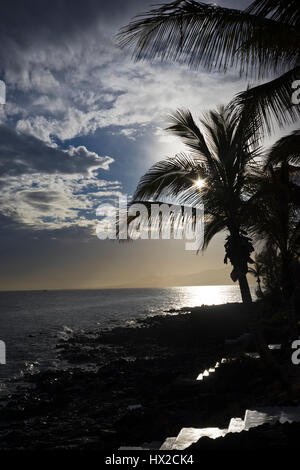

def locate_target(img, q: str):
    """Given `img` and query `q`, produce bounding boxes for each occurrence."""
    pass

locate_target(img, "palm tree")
[247,162,300,299]
[131,105,258,304]
[266,130,300,170]
[246,153,300,338]
[117,0,300,136]
[248,259,265,297]
[253,246,283,297]
[129,105,287,371]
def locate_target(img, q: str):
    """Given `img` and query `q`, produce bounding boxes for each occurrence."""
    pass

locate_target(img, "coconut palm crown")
[132,106,259,303]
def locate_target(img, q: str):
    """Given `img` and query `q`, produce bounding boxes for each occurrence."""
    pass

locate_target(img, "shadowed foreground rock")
[0,303,297,450]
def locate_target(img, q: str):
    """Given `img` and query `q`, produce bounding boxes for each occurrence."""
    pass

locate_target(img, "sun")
[194,178,205,189]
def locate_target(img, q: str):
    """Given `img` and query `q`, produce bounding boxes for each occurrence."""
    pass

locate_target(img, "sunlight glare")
[194,178,205,189]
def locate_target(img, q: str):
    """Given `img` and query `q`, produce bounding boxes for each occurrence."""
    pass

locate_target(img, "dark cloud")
[0,126,113,178]
[22,191,58,204]
[22,191,60,213]
[0,0,252,75]
[0,0,149,74]
[21,191,66,214]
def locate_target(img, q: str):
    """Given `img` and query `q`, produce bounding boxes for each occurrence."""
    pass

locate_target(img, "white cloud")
[0,0,264,236]
[2,27,249,144]
[0,35,249,232]
[0,172,123,230]
[0,126,121,230]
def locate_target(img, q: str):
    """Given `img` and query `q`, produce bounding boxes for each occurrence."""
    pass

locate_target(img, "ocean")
[0,285,256,394]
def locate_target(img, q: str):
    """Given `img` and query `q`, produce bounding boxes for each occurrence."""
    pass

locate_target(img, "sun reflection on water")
[172,285,256,309]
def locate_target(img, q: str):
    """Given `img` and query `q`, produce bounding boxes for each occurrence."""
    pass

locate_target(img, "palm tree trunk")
[238,274,272,365]
[257,278,264,298]
[238,274,252,304]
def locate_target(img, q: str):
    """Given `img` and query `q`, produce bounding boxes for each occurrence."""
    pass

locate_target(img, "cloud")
[0,171,123,230]
[0,0,250,145]
[9,52,248,143]
[0,125,121,230]
[9,57,249,145]
[0,126,113,177]
[0,0,253,234]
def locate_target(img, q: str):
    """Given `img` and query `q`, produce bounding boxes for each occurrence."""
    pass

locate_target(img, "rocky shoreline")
[0,303,298,450]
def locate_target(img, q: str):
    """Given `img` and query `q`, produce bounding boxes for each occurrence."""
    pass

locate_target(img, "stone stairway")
[160,427,227,451]
[119,348,300,451]
[159,405,300,450]
[159,437,177,450]
[119,406,300,451]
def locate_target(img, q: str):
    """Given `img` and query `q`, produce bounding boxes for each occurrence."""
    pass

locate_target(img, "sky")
[0,0,292,290]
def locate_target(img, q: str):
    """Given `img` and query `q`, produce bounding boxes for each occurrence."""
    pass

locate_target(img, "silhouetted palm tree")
[247,153,300,336]
[266,130,300,168]
[117,0,300,136]
[248,162,300,298]
[132,106,258,304]
[248,259,265,297]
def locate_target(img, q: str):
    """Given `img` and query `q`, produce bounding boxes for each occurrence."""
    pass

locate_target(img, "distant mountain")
[106,267,254,288]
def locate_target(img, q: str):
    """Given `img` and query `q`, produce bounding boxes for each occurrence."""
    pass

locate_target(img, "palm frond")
[245,165,300,255]
[133,152,206,202]
[166,108,225,181]
[229,65,300,137]
[116,0,299,79]
[265,130,300,166]
[229,91,264,150]
[202,215,227,249]
[247,0,300,27]
[166,108,211,158]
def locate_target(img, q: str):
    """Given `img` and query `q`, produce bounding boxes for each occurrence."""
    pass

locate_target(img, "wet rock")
[0,303,297,450]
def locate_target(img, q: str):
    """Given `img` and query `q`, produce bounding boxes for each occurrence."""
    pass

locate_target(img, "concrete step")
[228,417,245,433]
[244,406,300,430]
[159,437,177,450]
[126,405,300,451]
[171,427,227,450]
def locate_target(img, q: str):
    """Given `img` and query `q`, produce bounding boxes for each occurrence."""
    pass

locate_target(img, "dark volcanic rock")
[0,303,296,450]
